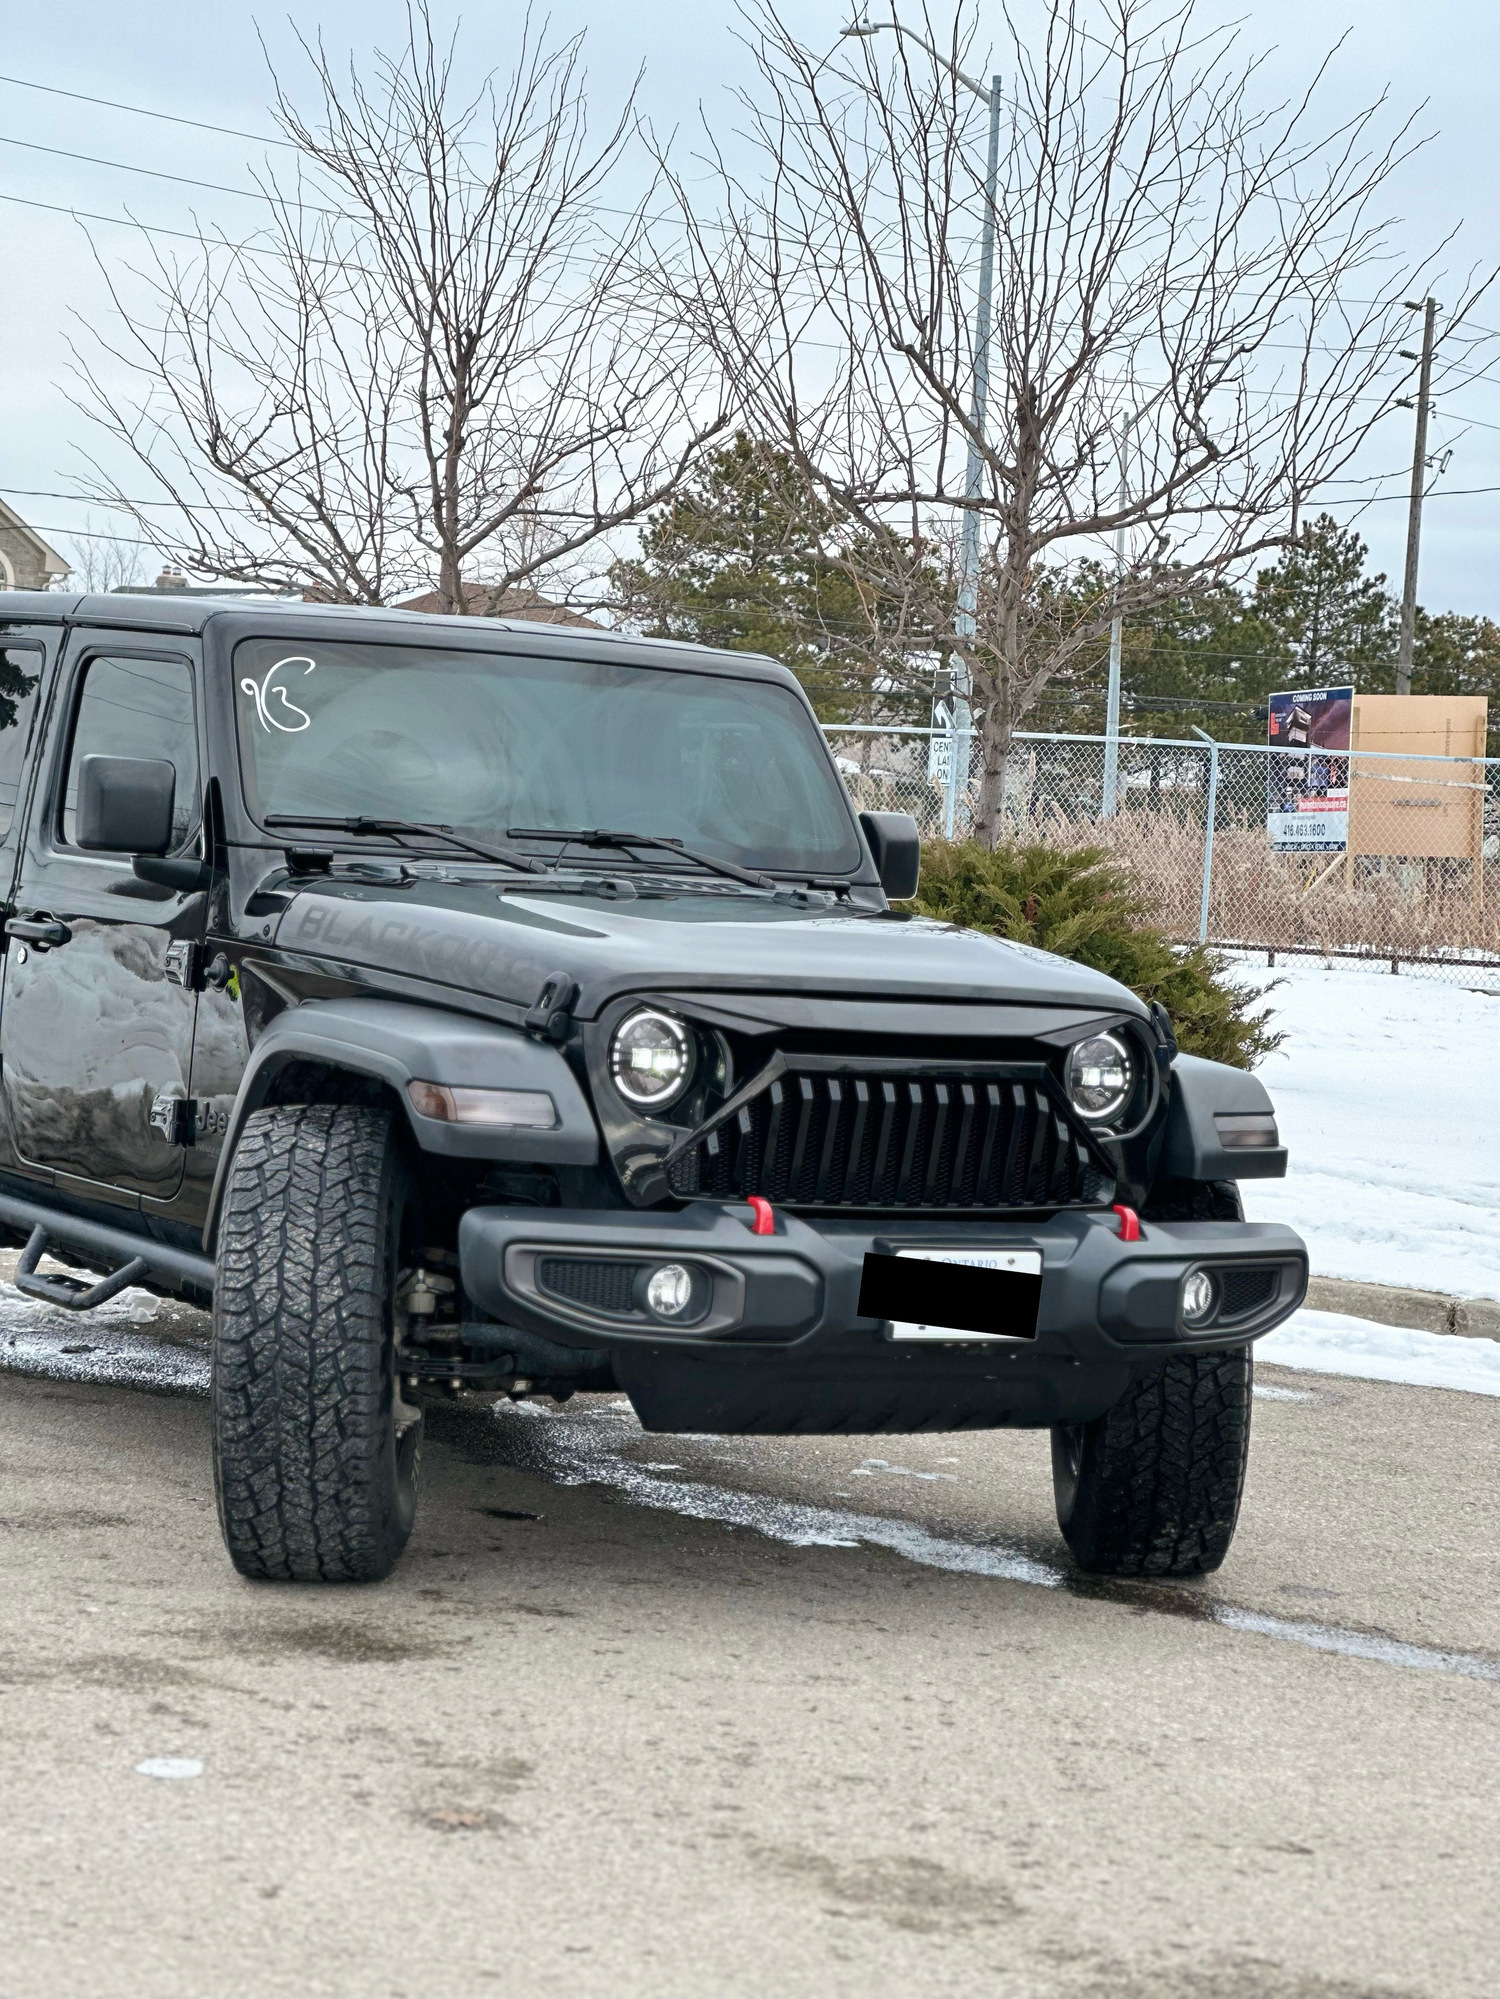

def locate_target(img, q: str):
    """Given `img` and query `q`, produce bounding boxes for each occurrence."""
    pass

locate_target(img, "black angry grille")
[537,1258,639,1314]
[664,1062,1114,1212]
[1218,1266,1278,1318]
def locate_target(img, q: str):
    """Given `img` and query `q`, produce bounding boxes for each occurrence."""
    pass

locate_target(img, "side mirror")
[859,810,921,900]
[77,754,177,855]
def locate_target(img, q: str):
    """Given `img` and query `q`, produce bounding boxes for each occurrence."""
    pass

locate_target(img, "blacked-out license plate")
[859,1248,1043,1342]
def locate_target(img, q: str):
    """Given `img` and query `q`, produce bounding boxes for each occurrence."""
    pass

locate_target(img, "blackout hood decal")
[273,880,1145,1020]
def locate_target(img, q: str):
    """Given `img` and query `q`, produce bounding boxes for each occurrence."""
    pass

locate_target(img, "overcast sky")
[0,0,1494,615]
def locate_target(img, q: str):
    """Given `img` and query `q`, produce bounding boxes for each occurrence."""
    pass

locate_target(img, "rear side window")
[61,655,201,852]
[0,645,43,839]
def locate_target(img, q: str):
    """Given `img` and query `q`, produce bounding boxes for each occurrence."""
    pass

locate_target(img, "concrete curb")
[1305,1276,1500,1341]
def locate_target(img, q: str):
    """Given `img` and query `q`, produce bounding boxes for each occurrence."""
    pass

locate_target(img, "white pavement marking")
[135,1758,203,1780]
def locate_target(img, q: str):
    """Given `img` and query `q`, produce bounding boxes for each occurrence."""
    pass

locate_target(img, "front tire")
[212,1102,422,1582]
[1051,1347,1253,1576]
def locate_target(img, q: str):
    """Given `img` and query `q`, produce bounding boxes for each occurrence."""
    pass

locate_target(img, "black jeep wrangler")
[0,593,1305,1584]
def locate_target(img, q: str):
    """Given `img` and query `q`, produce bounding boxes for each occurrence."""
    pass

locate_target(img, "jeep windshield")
[233,637,860,878]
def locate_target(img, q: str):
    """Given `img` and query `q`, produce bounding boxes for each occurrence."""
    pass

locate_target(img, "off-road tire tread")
[212,1102,412,1582]
[1055,1347,1252,1577]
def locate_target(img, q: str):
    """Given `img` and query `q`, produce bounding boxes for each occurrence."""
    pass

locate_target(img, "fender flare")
[1160,1053,1287,1183]
[202,997,599,1253]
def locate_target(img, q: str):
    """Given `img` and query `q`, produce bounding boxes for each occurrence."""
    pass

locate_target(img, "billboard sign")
[1266,685,1353,851]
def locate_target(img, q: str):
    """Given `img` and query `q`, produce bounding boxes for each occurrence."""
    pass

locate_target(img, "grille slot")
[666,1064,1113,1212]
[1218,1266,1278,1319]
[537,1258,639,1315]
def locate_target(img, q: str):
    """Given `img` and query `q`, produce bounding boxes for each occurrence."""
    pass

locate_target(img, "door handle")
[7,918,72,951]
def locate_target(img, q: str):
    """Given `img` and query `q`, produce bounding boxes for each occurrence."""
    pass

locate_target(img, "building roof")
[0,499,69,578]
[392,582,600,627]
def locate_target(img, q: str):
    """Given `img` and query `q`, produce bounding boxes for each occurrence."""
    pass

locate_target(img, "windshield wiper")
[507,827,774,891]
[264,814,548,874]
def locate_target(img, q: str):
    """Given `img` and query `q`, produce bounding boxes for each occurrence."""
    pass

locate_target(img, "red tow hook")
[745,1196,776,1236]
[1112,1204,1141,1242]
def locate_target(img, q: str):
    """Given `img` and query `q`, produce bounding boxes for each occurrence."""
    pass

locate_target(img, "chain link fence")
[825,723,1500,990]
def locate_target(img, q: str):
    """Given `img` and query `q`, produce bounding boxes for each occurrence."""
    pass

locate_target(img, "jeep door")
[0,624,50,894]
[0,634,205,1207]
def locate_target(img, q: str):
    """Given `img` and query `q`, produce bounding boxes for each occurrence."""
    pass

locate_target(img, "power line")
[0,187,322,260]
[0,133,348,216]
[3,65,1493,324]
[0,69,299,151]
[1313,484,1499,504]
[0,66,681,235]
[21,477,1496,554]
[0,184,654,276]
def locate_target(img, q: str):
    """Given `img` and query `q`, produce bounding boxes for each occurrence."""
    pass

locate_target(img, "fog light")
[1181,1269,1218,1326]
[645,1263,696,1319]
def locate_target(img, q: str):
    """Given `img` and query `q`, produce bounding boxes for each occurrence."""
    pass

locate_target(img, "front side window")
[232,639,860,875]
[0,645,44,838]
[61,655,201,851]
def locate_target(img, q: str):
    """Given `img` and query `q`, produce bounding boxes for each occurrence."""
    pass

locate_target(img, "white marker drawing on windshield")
[240,655,316,733]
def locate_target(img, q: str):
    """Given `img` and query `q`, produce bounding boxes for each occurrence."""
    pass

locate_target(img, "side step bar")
[0,1192,215,1309]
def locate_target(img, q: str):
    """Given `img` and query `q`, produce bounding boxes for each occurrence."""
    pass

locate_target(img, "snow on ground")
[1232,958,1500,1300]
[1259,1308,1500,1395]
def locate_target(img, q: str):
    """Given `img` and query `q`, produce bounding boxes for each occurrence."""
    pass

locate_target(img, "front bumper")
[457,1202,1309,1435]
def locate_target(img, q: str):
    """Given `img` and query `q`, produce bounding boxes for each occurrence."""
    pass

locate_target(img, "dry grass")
[1086,810,1500,963]
[836,756,1500,965]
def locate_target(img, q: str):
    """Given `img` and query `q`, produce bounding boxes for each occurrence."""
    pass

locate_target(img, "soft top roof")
[0,589,799,690]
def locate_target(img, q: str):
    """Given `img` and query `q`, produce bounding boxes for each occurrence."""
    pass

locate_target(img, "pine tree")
[1248,515,1395,688]
[609,435,934,722]
[1410,608,1500,752]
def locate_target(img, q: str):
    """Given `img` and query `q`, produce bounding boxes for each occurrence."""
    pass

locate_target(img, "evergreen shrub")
[913,840,1280,1069]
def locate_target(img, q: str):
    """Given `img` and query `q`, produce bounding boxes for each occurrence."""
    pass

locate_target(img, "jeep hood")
[272,879,1148,1023]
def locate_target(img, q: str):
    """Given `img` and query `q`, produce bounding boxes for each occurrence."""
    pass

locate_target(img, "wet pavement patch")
[220,1621,451,1665]
[0,1509,130,1532]
[749,1843,1017,1934]
[7,1327,1496,1685]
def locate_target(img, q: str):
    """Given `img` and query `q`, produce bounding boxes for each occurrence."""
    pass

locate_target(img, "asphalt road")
[0,1293,1494,1999]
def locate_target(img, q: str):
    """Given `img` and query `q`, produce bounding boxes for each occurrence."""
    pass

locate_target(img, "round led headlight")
[1065,1033,1133,1123]
[609,1008,695,1110]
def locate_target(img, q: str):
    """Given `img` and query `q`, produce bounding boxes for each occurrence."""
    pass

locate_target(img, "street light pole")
[843,13,1001,838]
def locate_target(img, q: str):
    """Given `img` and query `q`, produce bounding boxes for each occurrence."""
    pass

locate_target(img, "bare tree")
[65,518,151,594]
[69,5,728,610]
[666,0,1495,841]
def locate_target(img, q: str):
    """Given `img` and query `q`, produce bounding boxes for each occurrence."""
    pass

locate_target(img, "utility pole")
[1396,296,1438,698]
[843,14,1000,837]
[1102,409,1141,818]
